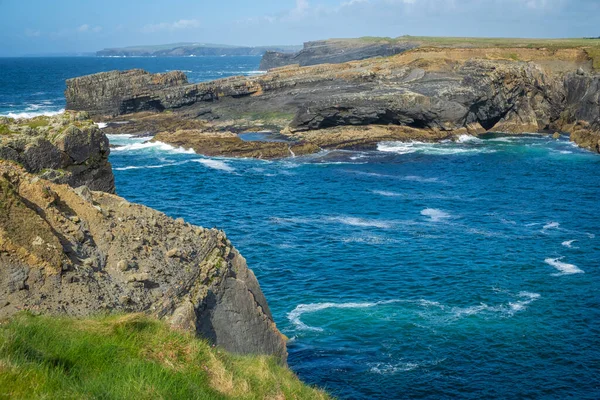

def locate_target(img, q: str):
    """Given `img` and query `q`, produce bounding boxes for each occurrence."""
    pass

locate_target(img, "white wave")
[288,300,400,331]
[106,133,133,139]
[95,122,108,129]
[192,159,235,172]
[245,70,267,75]
[562,240,577,249]
[326,216,393,229]
[421,208,451,222]
[111,140,195,154]
[451,292,540,318]
[115,163,176,171]
[372,190,403,197]
[403,175,439,183]
[378,141,494,155]
[289,293,540,332]
[456,135,483,143]
[545,258,584,275]
[3,108,65,119]
[542,222,560,231]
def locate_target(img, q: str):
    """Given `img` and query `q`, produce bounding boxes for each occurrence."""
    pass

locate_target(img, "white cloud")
[141,19,200,33]
[77,24,102,33]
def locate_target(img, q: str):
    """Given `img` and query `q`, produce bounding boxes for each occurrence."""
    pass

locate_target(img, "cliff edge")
[0,161,287,362]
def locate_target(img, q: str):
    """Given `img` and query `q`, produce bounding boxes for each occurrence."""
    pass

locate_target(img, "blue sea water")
[2,57,600,399]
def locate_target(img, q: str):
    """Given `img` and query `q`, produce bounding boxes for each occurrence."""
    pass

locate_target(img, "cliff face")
[66,48,600,154]
[259,38,418,70]
[65,70,189,118]
[0,112,114,192]
[561,72,600,152]
[0,161,287,362]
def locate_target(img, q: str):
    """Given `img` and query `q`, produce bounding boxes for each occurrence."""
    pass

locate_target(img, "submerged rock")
[0,161,287,362]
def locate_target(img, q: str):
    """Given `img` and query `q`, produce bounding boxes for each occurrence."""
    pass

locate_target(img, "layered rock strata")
[0,112,114,192]
[259,38,418,70]
[66,48,600,154]
[0,161,287,362]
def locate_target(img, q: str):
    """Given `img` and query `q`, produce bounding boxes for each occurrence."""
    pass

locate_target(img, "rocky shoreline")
[66,47,600,156]
[0,112,288,363]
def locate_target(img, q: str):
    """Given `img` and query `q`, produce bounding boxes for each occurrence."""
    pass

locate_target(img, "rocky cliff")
[66,47,600,154]
[0,112,114,192]
[259,38,418,70]
[0,161,287,362]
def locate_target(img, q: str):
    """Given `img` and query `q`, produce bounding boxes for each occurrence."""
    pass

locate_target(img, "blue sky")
[0,0,599,56]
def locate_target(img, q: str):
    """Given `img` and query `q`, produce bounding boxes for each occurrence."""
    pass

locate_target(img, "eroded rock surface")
[0,161,287,362]
[66,48,600,154]
[0,112,114,192]
[259,38,418,70]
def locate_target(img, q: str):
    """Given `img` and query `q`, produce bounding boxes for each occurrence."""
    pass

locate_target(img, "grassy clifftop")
[349,36,600,69]
[0,314,329,399]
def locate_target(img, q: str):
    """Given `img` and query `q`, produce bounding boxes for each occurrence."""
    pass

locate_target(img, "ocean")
[2,56,600,399]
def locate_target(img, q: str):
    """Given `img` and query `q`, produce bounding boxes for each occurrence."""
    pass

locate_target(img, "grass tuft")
[0,313,329,400]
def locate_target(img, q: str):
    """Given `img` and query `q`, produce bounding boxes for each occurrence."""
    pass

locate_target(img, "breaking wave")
[2,108,65,119]
[192,159,235,172]
[111,140,195,154]
[545,258,584,275]
[421,208,451,222]
[288,292,541,332]
[377,140,495,155]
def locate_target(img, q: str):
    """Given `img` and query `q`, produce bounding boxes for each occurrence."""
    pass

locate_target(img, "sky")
[0,0,599,56]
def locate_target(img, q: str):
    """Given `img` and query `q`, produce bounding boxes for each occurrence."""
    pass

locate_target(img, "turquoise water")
[108,134,600,399]
[3,57,600,399]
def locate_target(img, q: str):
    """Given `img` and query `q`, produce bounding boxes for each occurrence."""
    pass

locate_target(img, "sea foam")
[288,292,540,332]
[192,159,235,172]
[111,141,195,154]
[4,108,65,119]
[545,258,584,275]
[421,208,451,222]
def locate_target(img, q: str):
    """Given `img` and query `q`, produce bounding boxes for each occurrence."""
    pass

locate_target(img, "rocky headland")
[97,42,301,57]
[0,112,114,192]
[67,47,600,155]
[259,37,419,70]
[0,160,287,361]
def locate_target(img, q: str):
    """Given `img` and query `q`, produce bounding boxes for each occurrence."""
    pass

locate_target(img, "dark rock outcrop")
[0,161,287,362]
[66,47,600,154]
[259,38,418,70]
[65,70,189,117]
[0,112,115,192]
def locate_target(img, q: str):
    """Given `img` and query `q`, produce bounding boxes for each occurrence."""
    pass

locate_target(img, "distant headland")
[96,42,302,57]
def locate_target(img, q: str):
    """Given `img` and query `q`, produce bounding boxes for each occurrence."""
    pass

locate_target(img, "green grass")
[350,35,600,68]
[0,124,15,135]
[0,313,329,400]
[24,116,50,129]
